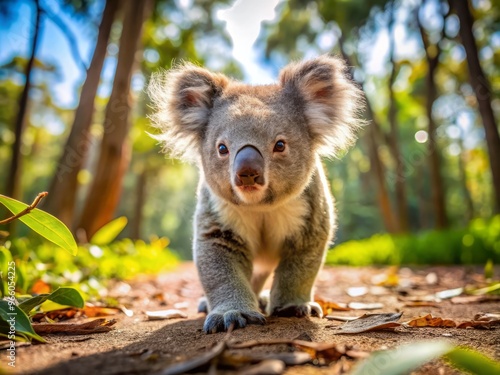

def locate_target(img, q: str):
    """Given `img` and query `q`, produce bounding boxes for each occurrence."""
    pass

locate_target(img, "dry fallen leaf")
[456,320,500,329]
[474,312,500,321]
[435,287,463,300]
[451,295,500,304]
[405,314,456,328]
[326,315,360,322]
[229,339,368,365]
[83,305,120,317]
[315,298,352,313]
[348,302,384,310]
[32,308,79,322]
[334,312,403,334]
[33,318,117,335]
[145,309,188,320]
[346,287,368,297]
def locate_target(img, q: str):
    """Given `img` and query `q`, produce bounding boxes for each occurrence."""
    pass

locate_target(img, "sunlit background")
[0,0,499,264]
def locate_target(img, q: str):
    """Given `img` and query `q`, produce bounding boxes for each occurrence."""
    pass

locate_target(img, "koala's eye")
[273,140,286,153]
[218,143,229,155]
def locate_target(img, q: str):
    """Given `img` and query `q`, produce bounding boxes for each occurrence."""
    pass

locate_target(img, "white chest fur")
[211,195,310,269]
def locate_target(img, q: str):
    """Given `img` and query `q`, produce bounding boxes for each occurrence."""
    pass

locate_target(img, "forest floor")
[8,263,500,375]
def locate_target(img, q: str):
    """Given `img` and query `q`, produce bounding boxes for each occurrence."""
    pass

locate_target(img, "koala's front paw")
[203,309,266,333]
[197,297,208,314]
[272,301,323,318]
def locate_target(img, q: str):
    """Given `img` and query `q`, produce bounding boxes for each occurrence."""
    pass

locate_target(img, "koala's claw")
[203,309,266,333]
[272,302,323,318]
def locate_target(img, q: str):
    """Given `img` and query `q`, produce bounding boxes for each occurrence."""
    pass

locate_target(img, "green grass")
[327,216,500,266]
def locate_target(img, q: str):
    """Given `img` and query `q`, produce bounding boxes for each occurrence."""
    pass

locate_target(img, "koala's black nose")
[234,146,265,187]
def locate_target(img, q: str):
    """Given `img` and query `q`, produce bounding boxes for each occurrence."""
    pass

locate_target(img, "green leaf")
[484,259,494,279]
[0,195,77,255]
[0,300,46,343]
[18,294,50,314]
[351,341,453,375]
[18,287,84,314]
[0,330,30,342]
[445,347,500,374]
[47,287,84,308]
[90,216,128,246]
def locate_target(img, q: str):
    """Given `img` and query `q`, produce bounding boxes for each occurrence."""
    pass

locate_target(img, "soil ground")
[6,263,500,374]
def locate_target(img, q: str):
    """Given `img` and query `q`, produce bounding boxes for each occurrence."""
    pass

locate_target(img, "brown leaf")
[406,314,456,328]
[83,305,120,317]
[474,312,500,321]
[325,315,360,322]
[33,318,117,335]
[457,320,500,329]
[32,308,80,322]
[229,339,368,363]
[335,312,403,334]
[315,298,352,313]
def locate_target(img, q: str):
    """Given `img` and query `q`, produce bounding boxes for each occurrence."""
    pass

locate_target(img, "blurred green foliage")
[0,235,178,297]
[327,215,500,266]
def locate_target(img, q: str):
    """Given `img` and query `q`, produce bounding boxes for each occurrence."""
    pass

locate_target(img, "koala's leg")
[269,238,327,318]
[196,238,265,333]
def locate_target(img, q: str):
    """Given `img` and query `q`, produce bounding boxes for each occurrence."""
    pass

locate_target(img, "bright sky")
[217,0,280,84]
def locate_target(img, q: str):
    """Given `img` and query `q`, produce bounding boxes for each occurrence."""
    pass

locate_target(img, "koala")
[148,55,364,333]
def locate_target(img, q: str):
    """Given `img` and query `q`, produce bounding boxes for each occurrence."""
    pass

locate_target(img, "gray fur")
[148,55,364,333]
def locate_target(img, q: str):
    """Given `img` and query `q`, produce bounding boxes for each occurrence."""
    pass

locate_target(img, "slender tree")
[43,0,120,226]
[386,1,410,232]
[5,0,41,200]
[417,1,449,229]
[78,0,153,239]
[337,36,397,233]
[449,0,500,213]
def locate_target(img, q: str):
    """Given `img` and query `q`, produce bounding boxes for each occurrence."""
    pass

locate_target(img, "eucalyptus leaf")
[18,287,84,314]
[445,347,500,374]
[18,295,50,314]
[90,216,128,246]
[48,287,84,308]
[0,195,77,256]
[350,341,453,375]
[0,300,46,343]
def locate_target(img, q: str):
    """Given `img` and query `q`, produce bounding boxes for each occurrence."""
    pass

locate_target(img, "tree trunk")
[43,0,120,226]
[5,0,41,200]
[387,2,409,232]
[449,0,500,213]
[77,0,152,239]
[457,136,475,222]
[130,167,147,239]
[338,35,397,233]
[417,7,449,229]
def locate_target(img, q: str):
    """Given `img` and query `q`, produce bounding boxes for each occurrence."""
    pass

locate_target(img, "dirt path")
[9,264,500,374]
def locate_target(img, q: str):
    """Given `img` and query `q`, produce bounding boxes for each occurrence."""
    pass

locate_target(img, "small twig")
[0,192,48,225]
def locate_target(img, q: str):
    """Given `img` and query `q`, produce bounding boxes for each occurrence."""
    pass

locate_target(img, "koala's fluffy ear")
[148,63,229,161]
[279,55,365,157]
